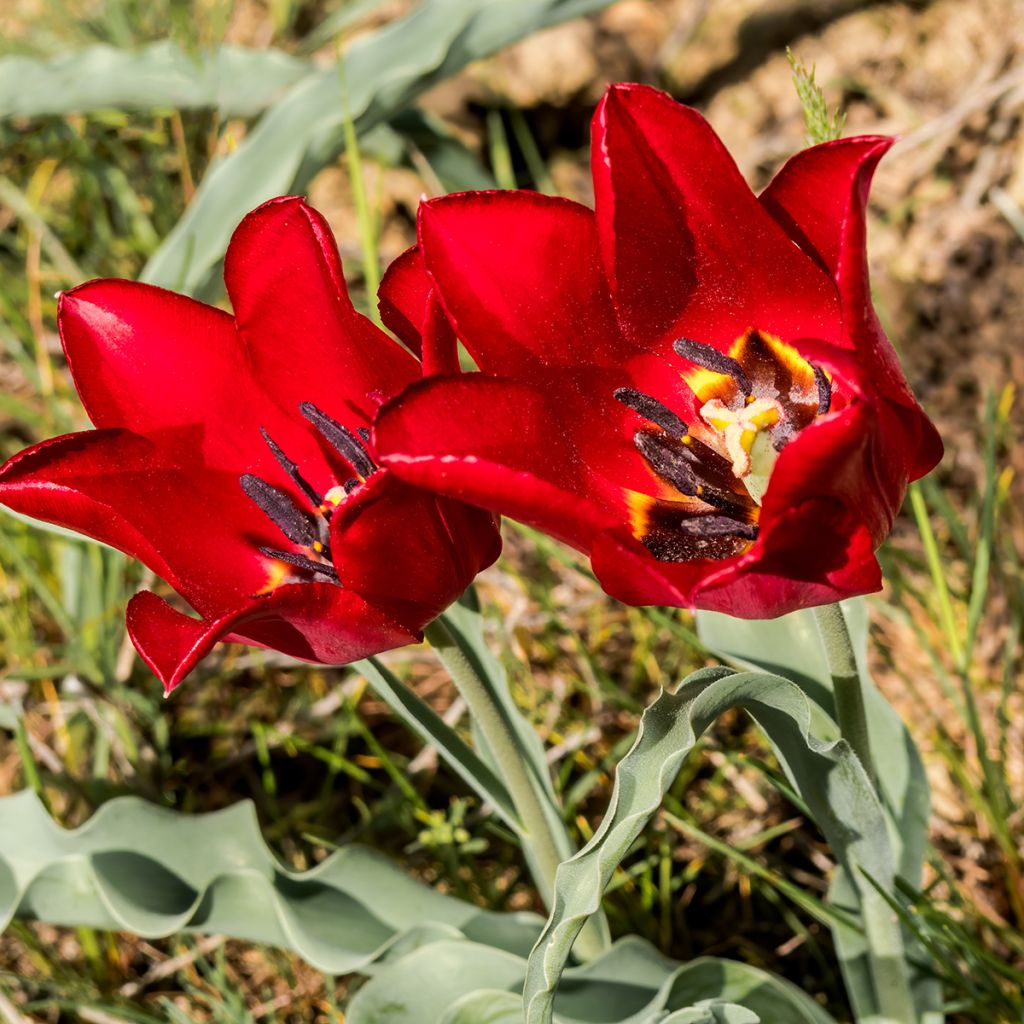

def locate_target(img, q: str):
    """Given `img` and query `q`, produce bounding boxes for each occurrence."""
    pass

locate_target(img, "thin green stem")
[813,604,918,1023]
[813,603,876,786]
[423,619,606,961]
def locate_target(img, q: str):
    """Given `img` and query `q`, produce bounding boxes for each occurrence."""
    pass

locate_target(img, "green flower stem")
[814,603,917,1023]
[813,603,876,787]
[423,618,605,961]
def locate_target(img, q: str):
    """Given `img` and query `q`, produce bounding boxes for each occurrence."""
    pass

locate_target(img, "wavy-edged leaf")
[696,601,930,884]
[660,1005,759,1024]
[346,940,527,1024]
[437,990,523,1024]
[0,790,541,972]
[0,42,313,118]
[523,668,905,1024]
[348,935,835,1024]
[141,0,616,295]
[696,604,940,1019]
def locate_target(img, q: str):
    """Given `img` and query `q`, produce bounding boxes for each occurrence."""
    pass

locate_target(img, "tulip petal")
[590,503,881,617]
[225,196,419,424]
[0,427,283,613]
[58,280,256,445]
[418,191,626,375]
[0,430,175,584]
[375,374,613,551]
[592,83,841,352]
[329,471,500,626]
[760,138,943,478]
[127,586,420,694]
[378,244,427,357]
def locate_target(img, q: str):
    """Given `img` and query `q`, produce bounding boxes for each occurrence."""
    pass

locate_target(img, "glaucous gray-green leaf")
[696,603,941,1019]
[437,990,524,1024]
[523,668,909,1024]
[0,42,313,118]
[660,1004,759,1024]
[347,935,834,1024]
[142,0,615,295]
[346,940,527,1024]
[0,790,541,972]
[696,600,929,884]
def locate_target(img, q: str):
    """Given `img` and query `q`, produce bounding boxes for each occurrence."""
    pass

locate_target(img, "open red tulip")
[373,83,942,618]
[0,197,500,692]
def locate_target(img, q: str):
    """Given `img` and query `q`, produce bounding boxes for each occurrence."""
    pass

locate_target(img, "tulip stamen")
[678,516,759,540]
[241,474,319,548]
[674,337,753,396]
[300,401,376,480]
[634,431,697,494]
[614,387,688,437]
[260,427,323,507]
[620,329,836,563]
[243,408,380,588]
[258,546,339,582]
[812,364,831,415]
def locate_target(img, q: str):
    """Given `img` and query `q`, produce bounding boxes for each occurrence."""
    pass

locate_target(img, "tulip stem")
[815,604,921,1023]
[423,618,607,961]
[813,603,876,787]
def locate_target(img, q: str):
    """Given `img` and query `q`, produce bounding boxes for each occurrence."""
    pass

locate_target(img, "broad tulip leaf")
[660,1006,759,1024]
[0,790,541,972]
[695,604,941,1019]
[438,990,524,1024]
[523,668,906,1024]
[142,0,616,295]
[0,42,313,118]
[347,935,836,1024]
[346,940,528,1024]
[695,601,930,883]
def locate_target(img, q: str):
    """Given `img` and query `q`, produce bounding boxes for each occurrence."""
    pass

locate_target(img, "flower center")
[617,329,831,563]
[240,402,379,592]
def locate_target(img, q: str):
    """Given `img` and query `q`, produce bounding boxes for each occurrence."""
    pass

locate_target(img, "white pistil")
[699,396,785,505]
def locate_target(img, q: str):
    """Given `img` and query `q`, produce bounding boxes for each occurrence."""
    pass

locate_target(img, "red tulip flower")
[373,84,942,618]
[0,197,500,692]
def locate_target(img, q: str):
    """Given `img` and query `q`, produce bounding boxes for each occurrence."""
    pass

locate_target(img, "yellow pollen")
[323,485,348,507]
[312,540,324,554]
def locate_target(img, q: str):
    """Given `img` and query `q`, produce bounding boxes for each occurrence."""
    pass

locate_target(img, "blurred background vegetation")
[0,0,1021,1021]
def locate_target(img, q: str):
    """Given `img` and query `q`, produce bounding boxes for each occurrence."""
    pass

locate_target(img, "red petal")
[760,136,892,289]
[694,504,882,616]
[0,428,280,613]
[58,280,254,445]
[127,587,419,695]
[591,84,841,353]
[378,244,460,374]
[418,191,626,375]
[378,244,427,357]
[224,196,420,421]
[760,138,943,478]
[328,471,500,627]
[374,374,612,551]
[0,431,175,584]
[591,501,881,617]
